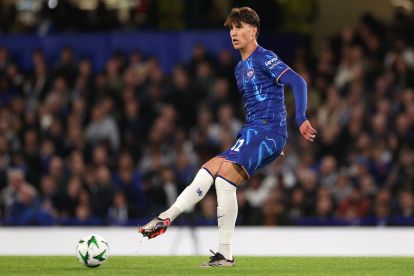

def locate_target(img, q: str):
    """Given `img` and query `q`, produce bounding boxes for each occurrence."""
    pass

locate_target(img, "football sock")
[159,168,214,221]
[215,176,238,260]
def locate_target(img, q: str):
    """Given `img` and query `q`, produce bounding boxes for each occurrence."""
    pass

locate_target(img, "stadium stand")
[0,2,414,227]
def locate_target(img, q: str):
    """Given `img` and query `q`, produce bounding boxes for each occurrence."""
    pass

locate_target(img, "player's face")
[229,22,257,50]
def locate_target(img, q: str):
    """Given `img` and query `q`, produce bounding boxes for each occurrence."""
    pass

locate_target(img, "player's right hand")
[299,120,317,142]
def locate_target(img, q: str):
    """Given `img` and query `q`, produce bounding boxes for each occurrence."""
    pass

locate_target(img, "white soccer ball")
[76,234,109,268]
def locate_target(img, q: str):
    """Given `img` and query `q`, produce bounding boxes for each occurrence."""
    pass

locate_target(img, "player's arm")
[279,69,317,142]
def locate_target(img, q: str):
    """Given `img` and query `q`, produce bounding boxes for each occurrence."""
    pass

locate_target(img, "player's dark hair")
[224,7,260,38]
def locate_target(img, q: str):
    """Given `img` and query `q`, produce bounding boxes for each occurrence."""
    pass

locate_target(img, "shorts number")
[231,138,245,152]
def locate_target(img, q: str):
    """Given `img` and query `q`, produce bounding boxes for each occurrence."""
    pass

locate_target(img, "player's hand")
[299,120,317,142]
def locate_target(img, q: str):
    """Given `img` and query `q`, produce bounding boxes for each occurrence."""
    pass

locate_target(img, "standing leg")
[215,161,247,260]
[200,161,248,267]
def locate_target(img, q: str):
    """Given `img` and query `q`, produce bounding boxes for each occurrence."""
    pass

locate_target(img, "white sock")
[215,176,237,260]
[159,168,214,221]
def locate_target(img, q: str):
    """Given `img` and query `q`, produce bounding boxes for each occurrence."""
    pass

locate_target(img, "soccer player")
[139,7,316,267]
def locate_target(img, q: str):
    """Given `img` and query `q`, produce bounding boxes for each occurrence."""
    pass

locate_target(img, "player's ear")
[252,27,257,39]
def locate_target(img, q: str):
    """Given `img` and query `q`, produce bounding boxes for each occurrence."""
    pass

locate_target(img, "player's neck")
[240,41,258,61]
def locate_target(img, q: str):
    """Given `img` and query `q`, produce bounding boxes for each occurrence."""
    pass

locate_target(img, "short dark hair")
[224,7,260,38]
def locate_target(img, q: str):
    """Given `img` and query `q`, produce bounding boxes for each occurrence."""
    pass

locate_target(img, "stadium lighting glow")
[48,0,58,9]
[391,0,414,12]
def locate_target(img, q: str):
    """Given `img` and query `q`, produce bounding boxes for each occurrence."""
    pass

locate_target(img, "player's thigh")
[217,161,248,186]
[202,156,226,177]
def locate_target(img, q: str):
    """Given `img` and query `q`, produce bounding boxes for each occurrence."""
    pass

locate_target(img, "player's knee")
[217,162,248,186]
[202,157,225,177]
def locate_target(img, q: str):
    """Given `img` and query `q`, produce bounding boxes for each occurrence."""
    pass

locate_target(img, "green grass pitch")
[1,256,413,275]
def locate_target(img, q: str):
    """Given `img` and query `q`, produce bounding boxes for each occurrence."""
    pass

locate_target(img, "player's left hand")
[299,120,317,142]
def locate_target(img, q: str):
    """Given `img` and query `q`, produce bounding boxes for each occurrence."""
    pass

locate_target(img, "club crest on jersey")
[246,68,255,79]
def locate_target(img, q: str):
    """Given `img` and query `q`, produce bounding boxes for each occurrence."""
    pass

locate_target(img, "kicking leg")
[139,157,226,239]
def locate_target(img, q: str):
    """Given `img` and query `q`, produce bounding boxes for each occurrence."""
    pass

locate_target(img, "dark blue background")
[0,31,304,74]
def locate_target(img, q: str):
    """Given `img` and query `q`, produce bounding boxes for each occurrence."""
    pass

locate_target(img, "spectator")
[395,189,414,219]
[337,188,370,221]
[89,166,115,218]
[1,169,38,224]
[85,104,120,152]
[56,176,82,217]
[107,192,130,225]
[113,151,145,215]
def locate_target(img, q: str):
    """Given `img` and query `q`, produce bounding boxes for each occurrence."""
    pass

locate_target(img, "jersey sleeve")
[279,69,308,127]
[260,51,290,83]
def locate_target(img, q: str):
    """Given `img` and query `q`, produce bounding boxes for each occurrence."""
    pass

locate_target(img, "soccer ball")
[76,234,109,268]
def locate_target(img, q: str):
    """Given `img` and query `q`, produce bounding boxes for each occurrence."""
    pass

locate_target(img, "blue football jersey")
[235,45,290,131]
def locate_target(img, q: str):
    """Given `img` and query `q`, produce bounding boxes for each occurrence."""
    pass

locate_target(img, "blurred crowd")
[1,12,414,227]
[0,0,311,34]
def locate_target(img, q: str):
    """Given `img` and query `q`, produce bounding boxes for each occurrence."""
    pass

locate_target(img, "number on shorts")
[231,138,245,152]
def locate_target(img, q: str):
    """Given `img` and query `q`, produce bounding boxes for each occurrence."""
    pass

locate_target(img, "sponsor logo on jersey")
[265,57,281,69]
[246,68,255,79]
